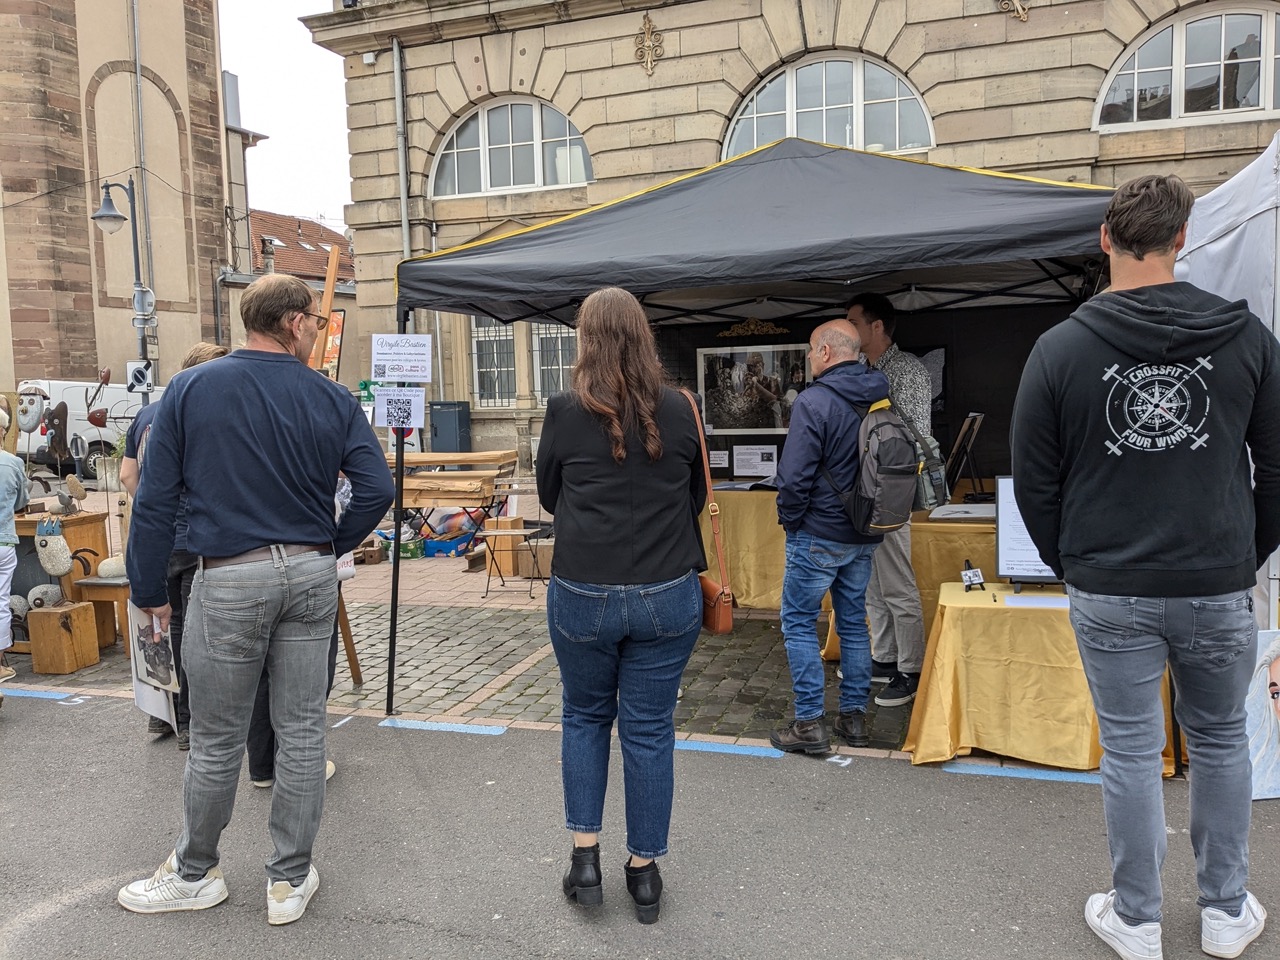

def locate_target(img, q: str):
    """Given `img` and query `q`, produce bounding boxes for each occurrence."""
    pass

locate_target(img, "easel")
[307,246,363,686]
[337,594,363,686]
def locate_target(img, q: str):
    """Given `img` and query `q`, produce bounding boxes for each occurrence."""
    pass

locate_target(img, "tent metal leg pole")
[385,307,411,715]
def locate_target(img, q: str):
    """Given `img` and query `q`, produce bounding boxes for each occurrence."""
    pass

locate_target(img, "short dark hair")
[1103,175,1195,261]
[846,291,897,340]
[239,274,315,336]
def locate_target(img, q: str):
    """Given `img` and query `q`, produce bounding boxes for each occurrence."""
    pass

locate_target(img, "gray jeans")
[1069,585,1257,925]
[867,522,925,673]
[175,548,338,885]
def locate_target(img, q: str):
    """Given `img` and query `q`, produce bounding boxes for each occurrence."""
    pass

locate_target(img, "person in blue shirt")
[118,274,393,925]
[0,400,30,692]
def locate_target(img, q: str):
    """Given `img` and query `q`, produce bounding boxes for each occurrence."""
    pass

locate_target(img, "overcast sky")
[218,0,351,230]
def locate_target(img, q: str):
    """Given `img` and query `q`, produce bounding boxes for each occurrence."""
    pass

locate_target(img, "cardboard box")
[518,537,554,579]
[28,602,100,675]
[421,534,471,558]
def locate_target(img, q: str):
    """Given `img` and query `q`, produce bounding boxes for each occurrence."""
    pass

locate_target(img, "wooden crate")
[28,602,100,675]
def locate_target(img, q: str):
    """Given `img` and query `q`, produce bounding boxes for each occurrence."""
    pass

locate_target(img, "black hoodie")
[1011,281,1280,597]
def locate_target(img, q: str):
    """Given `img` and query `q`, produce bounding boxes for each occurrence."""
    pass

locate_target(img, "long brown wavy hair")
[571,287,665,463]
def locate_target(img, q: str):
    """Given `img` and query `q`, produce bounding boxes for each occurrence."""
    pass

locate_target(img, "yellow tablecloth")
[903,582,1101,770]
[903,582,1180,773]
[698,491,996,622]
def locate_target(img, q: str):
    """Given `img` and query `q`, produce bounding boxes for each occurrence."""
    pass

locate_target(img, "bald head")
[808,319,861,377]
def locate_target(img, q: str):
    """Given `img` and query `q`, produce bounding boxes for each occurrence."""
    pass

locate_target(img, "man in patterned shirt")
[846,293,932,707]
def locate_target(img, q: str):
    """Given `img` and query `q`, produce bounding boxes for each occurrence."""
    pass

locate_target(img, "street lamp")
[91,175,156,403]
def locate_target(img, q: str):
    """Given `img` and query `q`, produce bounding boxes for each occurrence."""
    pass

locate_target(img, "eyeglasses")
[301,311,329,329]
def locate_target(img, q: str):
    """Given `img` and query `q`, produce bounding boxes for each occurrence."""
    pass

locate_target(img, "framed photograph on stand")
[697,344,809,435]
[945,411,985,494]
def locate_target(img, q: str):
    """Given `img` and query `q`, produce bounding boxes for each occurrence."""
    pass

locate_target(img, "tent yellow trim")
[395,138,1112,298]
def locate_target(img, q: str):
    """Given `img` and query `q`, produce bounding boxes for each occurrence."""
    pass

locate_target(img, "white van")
[15,379,163,480]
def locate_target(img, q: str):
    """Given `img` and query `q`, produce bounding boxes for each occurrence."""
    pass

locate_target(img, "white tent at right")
[1176,131,1280,333]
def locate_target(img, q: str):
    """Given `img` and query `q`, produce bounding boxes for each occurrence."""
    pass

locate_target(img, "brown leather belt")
[202,543,334,570]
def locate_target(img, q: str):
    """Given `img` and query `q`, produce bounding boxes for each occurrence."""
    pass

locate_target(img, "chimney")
[261,236,275,274]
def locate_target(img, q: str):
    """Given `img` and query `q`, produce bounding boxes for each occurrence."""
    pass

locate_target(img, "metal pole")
[123,177,151,407]
[385,306,410,715]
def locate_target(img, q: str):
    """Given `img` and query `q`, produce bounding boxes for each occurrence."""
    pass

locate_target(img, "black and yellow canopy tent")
[395,138,1114,325]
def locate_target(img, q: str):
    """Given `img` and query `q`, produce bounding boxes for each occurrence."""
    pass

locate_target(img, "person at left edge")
[119,274,393,925]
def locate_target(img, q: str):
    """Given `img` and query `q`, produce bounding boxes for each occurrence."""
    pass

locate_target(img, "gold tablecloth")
[698,491,996,622]
[904,582,1179,773]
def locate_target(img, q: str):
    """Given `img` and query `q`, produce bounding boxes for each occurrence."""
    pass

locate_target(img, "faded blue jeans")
[548,570,702,859]
[1069,586,1257,925]
[780,530,879,720]
[175,548,338,886]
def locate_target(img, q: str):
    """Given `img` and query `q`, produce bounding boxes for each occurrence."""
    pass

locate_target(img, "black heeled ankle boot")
[562,844,602,906]
[624,858,662,924]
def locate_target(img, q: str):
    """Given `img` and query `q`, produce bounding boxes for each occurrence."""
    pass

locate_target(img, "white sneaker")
[117,852,228,914]
[1085,891,1163,960]
[1203,892,1267,958]
[267,864,319,925]
[252,778,274,789]
[326,759,336,781]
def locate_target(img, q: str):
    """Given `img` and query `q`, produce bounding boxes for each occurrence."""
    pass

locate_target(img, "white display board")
[996,475,1059,583]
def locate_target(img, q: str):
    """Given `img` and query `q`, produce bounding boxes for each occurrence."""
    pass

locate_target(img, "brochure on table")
[995,476,1060,584]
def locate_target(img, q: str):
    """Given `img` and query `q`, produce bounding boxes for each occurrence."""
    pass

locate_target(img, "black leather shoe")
[624,858,662,924]
[833,710,869,747]
[562,844,602,906]
[769,717,830,754]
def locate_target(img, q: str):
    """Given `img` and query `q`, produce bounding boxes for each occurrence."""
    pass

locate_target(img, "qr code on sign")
[386,398,413,427]
[373,363,387,378]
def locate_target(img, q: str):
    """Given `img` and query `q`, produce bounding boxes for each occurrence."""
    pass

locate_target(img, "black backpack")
[819,394,922,535]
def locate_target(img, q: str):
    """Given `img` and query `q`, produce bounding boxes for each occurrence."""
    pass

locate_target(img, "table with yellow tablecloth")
[904,582,1179,773]
[698,491,995,623]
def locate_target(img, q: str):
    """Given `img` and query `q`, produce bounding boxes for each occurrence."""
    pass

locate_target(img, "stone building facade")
[0,0,228,389]
[306,0,1280,458]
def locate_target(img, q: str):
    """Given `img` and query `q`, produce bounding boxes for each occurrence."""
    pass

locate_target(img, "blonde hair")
[181,343,229,369]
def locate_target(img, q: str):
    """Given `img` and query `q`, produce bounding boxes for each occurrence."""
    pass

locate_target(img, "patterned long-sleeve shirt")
[872,343,932,437]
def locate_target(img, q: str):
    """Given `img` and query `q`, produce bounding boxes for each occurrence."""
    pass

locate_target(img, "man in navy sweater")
[1013,175,1280,960]
[119,274,393,925]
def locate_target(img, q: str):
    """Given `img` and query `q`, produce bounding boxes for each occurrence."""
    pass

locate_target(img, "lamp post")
[91,175,156,404]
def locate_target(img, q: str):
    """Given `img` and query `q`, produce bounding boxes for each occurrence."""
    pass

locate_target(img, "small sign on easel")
[961,559,985,592]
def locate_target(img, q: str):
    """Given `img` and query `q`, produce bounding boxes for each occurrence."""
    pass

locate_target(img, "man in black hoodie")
[771,319,891,754]
[1012,175,1280,960]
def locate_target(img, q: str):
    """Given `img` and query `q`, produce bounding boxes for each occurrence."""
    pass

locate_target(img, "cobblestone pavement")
[8,597,912,751]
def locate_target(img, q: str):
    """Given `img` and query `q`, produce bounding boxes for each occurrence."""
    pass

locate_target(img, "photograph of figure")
[698,345,808,434]
[1247,630,1280,800]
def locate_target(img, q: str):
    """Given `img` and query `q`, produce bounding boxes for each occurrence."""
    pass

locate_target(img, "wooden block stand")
[28,602,100,674]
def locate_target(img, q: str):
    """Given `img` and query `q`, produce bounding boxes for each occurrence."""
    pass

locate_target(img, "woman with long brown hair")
[536,286,707,924]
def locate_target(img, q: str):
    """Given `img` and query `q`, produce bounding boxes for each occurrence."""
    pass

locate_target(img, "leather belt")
[202,543,333,570]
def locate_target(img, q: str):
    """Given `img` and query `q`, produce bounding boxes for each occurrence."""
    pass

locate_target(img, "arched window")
[1096,4,1280,129]
[723,56,933,159]
[432,100,593,197]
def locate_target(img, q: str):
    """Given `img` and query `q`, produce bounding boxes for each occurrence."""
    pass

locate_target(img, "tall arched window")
[723,56,933,159]
[432,99,593,197]
[1096,4,1280,129]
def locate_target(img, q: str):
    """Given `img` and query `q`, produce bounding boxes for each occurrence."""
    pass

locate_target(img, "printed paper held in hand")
[127,601,180,693]
[127,601,178,727]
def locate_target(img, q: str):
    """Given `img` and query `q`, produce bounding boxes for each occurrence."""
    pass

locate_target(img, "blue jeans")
[547,570,702,859]
[1069,586,1257,925]
[175,548,338,885]
[780,530,878,720]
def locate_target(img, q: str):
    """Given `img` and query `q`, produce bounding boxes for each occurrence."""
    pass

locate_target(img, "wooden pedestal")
[28,602,100,674]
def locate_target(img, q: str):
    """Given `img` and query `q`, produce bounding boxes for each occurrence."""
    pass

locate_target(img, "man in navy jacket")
[772,319,890,753]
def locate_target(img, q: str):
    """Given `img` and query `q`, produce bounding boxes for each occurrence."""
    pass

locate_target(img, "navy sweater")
[127,350,394,608]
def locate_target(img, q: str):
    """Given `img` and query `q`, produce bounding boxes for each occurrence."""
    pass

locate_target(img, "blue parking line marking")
[379,718,506,736]
[2,688,70,700]
[675,740,784,758]
[942,761,1101,784]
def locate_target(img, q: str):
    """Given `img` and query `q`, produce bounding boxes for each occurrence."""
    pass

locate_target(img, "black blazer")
[536,387,708,585]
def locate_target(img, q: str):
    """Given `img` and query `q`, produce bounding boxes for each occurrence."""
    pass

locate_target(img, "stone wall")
[306,0,1280,435]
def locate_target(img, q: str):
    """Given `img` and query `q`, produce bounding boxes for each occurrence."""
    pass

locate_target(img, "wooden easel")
[338,594,362,685]
[309,245,343,376]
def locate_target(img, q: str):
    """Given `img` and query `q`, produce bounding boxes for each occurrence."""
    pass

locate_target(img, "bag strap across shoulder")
[681,390,730,594]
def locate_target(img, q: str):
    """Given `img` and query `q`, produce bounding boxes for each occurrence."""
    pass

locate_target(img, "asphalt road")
[2,691,1277,960]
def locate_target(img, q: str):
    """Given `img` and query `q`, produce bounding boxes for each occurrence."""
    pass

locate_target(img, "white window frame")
[531,322,577,405]
[431,97,594,199]
[722,54,935,160]
[1094,3,1280,132]
[470,316,517,408]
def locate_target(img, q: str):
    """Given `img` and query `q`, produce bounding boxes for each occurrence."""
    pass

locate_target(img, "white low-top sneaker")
[117,852,228,914]
[1203,892,1267,959]
[1085,891,1163,960]
[267,864,320,925]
